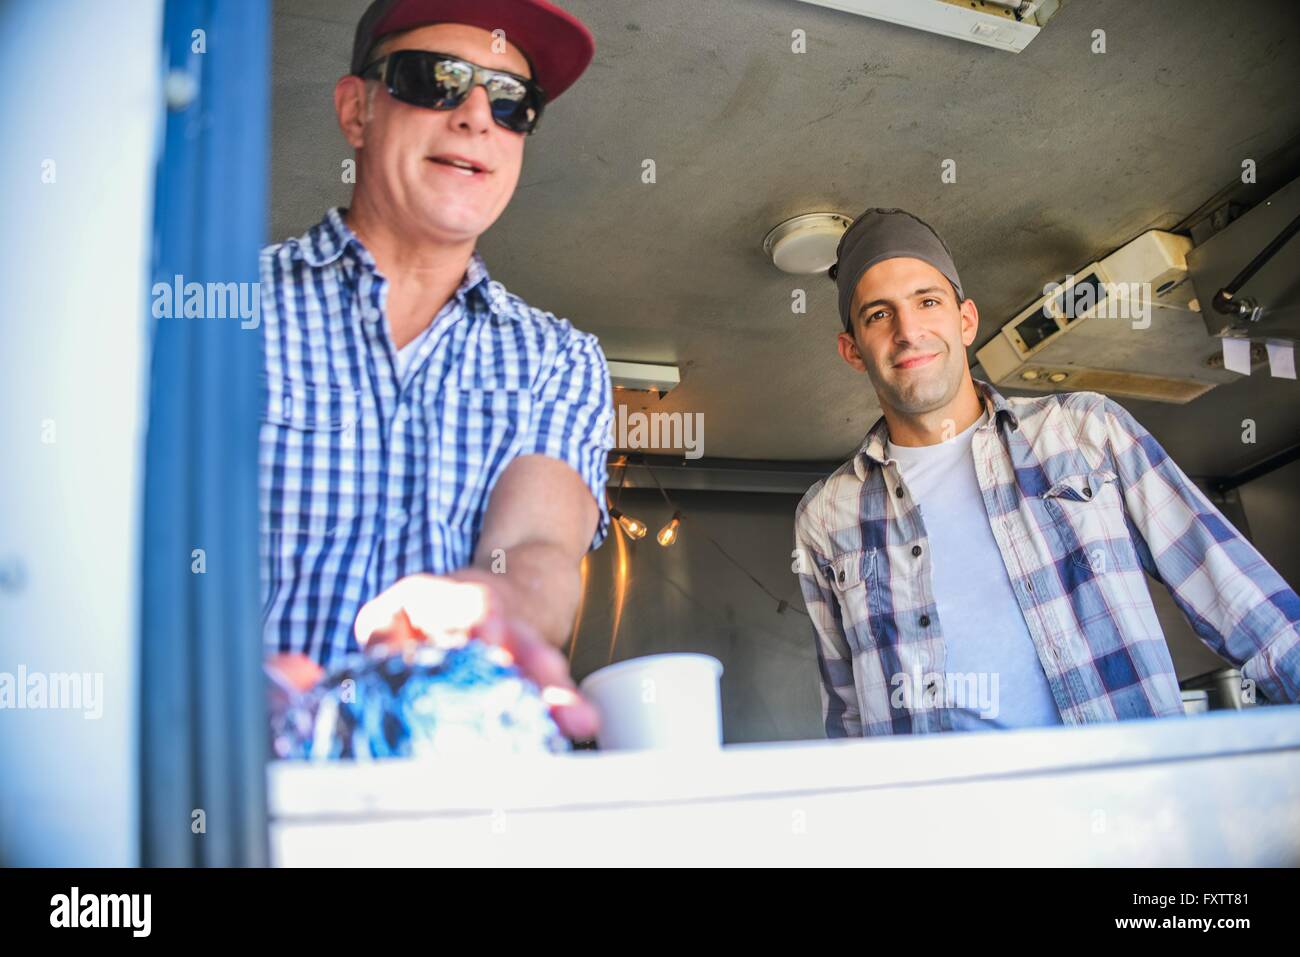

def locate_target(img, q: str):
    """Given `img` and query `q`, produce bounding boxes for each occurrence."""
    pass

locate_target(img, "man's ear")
[837,329,869,372]
[335,75,369,150]
[959,297,980,348]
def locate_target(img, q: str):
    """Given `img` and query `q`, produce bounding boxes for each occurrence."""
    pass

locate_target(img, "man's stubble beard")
[870,344,962,417]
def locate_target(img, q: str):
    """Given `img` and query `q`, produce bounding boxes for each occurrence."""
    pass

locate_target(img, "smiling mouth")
[894,353,939,370]
[427,156,488,176]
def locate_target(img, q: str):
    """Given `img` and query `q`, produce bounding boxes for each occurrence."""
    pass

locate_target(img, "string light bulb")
[610,507,648,540]
[657,510,683,547]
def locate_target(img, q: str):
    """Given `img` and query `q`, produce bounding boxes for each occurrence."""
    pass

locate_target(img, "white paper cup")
[579,653,724,751]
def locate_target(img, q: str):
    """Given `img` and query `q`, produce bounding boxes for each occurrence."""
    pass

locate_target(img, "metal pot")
[1178,667,1255,710]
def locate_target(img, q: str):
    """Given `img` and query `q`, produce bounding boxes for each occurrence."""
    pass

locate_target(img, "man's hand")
[266,575,599,740]
[266,454,606,741]
[353,575,599,740]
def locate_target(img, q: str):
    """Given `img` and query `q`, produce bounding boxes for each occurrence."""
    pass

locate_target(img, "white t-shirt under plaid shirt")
[258,208,613,668]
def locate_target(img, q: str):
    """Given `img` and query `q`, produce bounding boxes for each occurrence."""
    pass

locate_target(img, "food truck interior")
[3,0,1299,868]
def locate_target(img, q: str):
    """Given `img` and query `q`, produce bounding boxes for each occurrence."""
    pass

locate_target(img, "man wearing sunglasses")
[261,0,607,738]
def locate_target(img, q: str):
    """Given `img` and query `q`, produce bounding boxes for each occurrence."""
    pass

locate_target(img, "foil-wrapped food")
[268,638,569,759]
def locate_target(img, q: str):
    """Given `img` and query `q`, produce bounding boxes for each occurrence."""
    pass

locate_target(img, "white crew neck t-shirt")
[886,412,1062,731]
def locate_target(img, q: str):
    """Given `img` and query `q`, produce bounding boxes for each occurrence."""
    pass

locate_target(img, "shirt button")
[919,614,931,627]
[912,545,922,557]
[1082,486,1092,499]
[895,487,904,498]
[837,569,846,584]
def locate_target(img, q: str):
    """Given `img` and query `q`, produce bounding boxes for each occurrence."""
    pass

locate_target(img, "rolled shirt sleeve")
[1100,396,1300,703]
[523,328,614,551]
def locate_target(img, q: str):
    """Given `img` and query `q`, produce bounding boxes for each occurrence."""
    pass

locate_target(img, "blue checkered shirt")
[259,208,613,667]
[795,381,1300,736]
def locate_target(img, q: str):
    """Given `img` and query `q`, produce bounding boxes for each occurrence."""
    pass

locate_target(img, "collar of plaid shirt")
[852,378,1021,480]
[294,207,510,313]
[795,379,1300,737]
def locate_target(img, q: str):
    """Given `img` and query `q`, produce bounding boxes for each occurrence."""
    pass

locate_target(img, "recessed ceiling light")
[763,213,852,275]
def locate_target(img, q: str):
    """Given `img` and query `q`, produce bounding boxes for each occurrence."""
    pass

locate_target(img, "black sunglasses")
[359,49,547,135]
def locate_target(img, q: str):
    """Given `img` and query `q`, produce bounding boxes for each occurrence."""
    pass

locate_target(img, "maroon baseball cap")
[351,0,595,101]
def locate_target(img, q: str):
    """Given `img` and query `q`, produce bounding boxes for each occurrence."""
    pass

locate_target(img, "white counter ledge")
[269,705,1300,866]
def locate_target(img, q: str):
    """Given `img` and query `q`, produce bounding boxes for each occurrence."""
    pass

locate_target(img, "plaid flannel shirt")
[795,380,1300,736]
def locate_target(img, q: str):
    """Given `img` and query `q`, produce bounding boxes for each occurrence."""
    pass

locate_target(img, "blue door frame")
[140,0,270,867]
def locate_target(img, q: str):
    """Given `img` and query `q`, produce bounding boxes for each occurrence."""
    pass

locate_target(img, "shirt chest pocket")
[1039,468,1137,573]
[264,379,360,432]
[261,380,364,533]
[826,548,880,654]
[433,387,534,525]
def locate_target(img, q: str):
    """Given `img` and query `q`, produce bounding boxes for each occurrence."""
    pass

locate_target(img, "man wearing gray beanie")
[794,207,1300,738]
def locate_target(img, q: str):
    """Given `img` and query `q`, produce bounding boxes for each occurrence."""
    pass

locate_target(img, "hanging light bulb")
[610,507,648,540]
[657,510,683,547]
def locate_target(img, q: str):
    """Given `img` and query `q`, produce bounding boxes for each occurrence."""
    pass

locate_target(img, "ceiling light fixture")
[791,0,1062,54]
[608,360,681,397]
[763,213,852,275]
